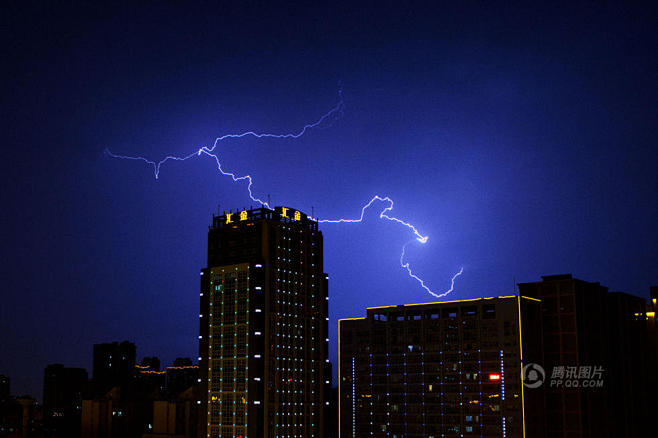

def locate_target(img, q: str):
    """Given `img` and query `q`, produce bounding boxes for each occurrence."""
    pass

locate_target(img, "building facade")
[518,274,650,438]
[43,364,89,437]
[199,206,329,438]
[518,275,608,437]
[339,296,543,438]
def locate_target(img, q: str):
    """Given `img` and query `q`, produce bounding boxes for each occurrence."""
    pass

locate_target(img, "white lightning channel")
[105,94,463,297]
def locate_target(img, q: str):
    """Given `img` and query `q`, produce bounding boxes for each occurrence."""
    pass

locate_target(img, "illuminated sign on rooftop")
[276,206,306,222]
[221,206,310,225]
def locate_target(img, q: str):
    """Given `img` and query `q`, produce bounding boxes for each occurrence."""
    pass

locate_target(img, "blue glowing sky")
[2,2,657,398]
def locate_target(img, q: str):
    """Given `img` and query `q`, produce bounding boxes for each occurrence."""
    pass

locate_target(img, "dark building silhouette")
[84,342,152,438]
[92,341,137,398]
[135,369,165,397]
[83,341,200,438]
[199,206,329,438]
[0,375,9,403]
[339,296,544,438]
[650,286,658,307]
[81,387,151,438]
[644,286,658,429]
[140,358,161,372]
[82,363,201,438]
[519,275,607,437]
[606,292,648,438]
[0,396,39,438]
[323,362,337,438]
[325,386,338,438]
[43,364,88,437]
[173,358,192,367]
[165,359,198,398]
[135,357,166,396]
[518,274,649,438]
[142,386,200,438]
[0,375,17,437]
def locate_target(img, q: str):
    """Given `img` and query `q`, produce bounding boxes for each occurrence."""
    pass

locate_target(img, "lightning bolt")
[105,93,463,297]
[401,242,464,298]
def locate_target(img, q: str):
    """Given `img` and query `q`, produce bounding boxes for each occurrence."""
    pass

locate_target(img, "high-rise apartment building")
[339,296,543,438]
[199,206,329,438]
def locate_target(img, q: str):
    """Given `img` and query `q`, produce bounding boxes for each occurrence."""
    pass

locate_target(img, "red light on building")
[488,373,501,381]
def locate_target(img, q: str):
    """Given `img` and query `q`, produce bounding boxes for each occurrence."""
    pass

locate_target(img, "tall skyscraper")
[199,206,329,438]
[339,296,544,438]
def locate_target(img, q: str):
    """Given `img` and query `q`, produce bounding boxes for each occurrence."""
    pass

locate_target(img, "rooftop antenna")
[267,194,271,207]
[312,206,314,218]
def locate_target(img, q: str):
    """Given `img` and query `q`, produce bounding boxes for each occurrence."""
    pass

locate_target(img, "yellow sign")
[225,213,233,224]
[279,206,303,221]
[240,210,248,221]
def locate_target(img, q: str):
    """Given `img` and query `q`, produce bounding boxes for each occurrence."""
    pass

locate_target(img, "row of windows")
[209,426,246,438]
[372,305,498,322]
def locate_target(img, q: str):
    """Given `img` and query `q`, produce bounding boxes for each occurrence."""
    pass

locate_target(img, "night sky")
[2,2,657,399]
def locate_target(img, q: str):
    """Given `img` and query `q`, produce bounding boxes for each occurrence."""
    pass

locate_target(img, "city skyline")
[2,274,656,437]
[2,1,657,409]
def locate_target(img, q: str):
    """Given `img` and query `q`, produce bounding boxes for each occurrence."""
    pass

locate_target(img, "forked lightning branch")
[105,95,463,298]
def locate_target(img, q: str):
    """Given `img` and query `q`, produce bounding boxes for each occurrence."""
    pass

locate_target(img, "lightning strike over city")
[5,3,656,435]
[106,95,464,298]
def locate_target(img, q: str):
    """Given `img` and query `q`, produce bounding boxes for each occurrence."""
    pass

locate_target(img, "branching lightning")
[105,93,463,297]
